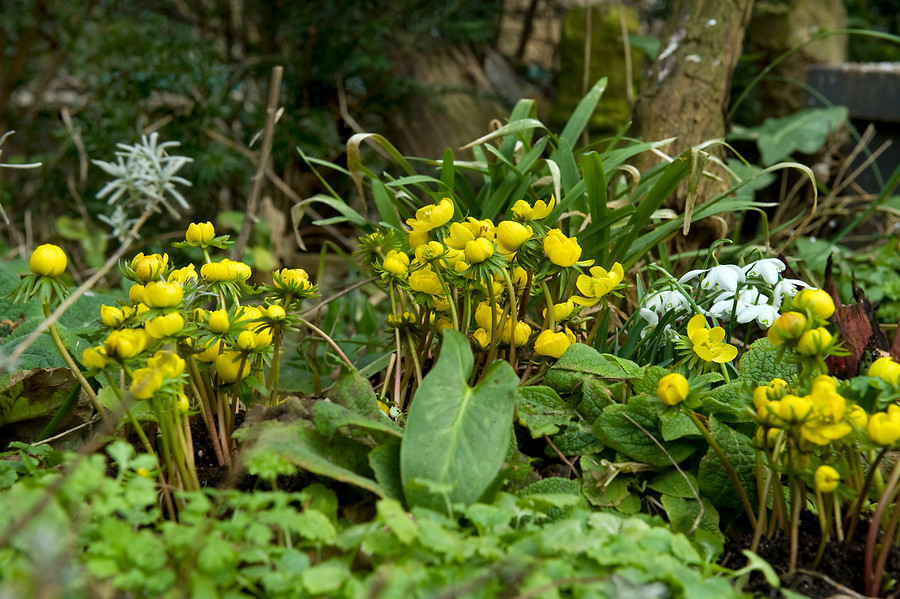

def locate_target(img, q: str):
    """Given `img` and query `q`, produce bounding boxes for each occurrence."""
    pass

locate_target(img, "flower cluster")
[361,196,624,403]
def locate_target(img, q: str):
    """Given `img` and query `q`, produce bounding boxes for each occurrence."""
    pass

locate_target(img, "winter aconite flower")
[185,221,215,244]
[142,281,184,309]
[511,195,555,221]
[795,327,833,356]
[534,328,576,358]
[105,329,148,360]
[573,262,624,306]
[767,311,808,347]
[868,404,900,446]
[29,244,67,278]
[814,465,841,493]
[686,314,737,364]
[81,346,110,370]
[657,373,689,406]
[495,221,532,254]
[215,351,251,383]
[464,237,494,264]
[145,312,185,339]
[543,229,581,267]
[130,367,163,400]
[869,357,900,385]
[792,288,835,320]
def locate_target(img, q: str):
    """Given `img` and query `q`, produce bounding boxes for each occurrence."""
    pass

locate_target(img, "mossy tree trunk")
[632,0,754,225]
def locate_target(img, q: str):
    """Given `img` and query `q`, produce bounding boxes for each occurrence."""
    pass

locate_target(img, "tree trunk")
[632,0,754,220]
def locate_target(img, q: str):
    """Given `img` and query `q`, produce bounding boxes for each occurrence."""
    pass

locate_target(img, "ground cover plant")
[3,76,900,599]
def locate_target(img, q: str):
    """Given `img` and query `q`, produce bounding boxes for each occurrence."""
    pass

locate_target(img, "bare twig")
[231,65,283,260]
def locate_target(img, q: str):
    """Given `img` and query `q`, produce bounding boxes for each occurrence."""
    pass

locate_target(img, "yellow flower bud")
[175,393,191,414]
[197,340,221,363]
[201,260,233,282]
[168,264,198,285]
[143,281,183,309]
[501,320,532,346]
[229,261,252,281]
[767,311,808,346]
[444,222,475,250]
[82,346,109,370]
[186,221,215,244]
[266,304,286,320]
[868,404,900,446]
[773,394,813,424]
[814,465,841,493]
[130,367,163,400]
[382,255,409,277]
[132,253,169,284]
[408,265,444,295]
[496,221,532,253]
[129,284,146,305]
[145,312,185,339]
[147,350,186,378]
[207,309,230,333]
[792,288,835,320]
[543,229,582,267]
[795,327,833,356]
[215,351,251,383]
[869,357,900,385]
[100,304,128,328]
[472,328,491,350]
[105,329,148,360]
[534,329,574,359]
[273,268,312,292]
[657,372,689,406]
[511,199,534,221]
[464,237,494,264]
[29,244,67,277]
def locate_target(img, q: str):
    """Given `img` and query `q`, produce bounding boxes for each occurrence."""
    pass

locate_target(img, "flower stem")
[682,408,757,529]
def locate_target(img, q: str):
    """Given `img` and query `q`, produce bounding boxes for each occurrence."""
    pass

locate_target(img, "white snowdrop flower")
[773,277,813,308]
[678,268,707,284]
[643,289,691,316]
[700,264,744,293]
[743,258,786,285]
[639,308,679,341]
[709,287,759,321]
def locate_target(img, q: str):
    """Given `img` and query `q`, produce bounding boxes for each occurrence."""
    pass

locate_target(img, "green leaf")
[368,442,404,501]
[659,409,701,442]
[558,77,607,150]
[576,378,616,424]
[648,469,701,499]
[401,331,518,511]
[580,456,633,508]
[592,396,698,468]
[703,381,752,422]
[632,365,668,396]
[0,368,78,427]
[697,417,756,511]
[236,421,384,497]
[747,106,848,166]
[312,400,401,443]
[325,368,392,423]
[515,386,574,438]
[376,498,418,544]
[545,344,640,394]
[301,561,350,595]
[661,495,721,537]
[548,428,604,456]
[738,337,797,385]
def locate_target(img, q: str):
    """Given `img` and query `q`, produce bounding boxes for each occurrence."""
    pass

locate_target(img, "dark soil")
[721,512,900,598]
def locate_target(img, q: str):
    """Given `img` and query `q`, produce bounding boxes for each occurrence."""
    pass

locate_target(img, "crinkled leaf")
[325,368,390,422]
[738,338,797,385]
[401,331,518,511]
[697,416,756,510]
[313,400,401,443]
[576,378,617,423]
[661,495,721,538]
[592,396,698,468]
[546,344,641,394]
[632,365,668,396]
[515,385,574,438]
[659,409,701,442]
[748,106,848,166]
[703,381,753,423]
[648,469,701,499]
[548,428,604,456]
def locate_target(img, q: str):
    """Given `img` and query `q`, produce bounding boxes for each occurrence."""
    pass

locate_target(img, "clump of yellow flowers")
[359,196,625,405]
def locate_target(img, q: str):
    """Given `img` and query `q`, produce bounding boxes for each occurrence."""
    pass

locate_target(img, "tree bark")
[632,0,754,217]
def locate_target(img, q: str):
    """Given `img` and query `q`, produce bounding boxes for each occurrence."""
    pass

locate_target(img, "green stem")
[541,281,556,330]
[44,304,112,429]
[682,408,757,529]
[267,323,283,405]
[435,270,459,331]
[297,317,353,368]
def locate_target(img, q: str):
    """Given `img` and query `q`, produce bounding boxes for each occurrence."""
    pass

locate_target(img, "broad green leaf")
[368,442,404,502]
[581,456,633,508]
[592,396,698,468]
[648,469,701,499]
[703,381,752,422]
[401,330,518,511]
[738,337,798,385]
[301,561,350,595]
[576,378,616,424]
[515,385,574,438]
[697,417,756,511]
[632,365,668,396]
[545,344,640,394]
[236,421,384,497]
[548,429,604,456]
[325,368,392,423]
[661,495,721,537]
[659,409,701,442]
[376,498,418,544]
[0,368,78,427]
[312,401,401,443]
[747,106,848,166]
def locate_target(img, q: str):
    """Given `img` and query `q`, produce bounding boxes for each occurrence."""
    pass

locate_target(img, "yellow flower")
[474,301,503,332]
[543,229,581,267]
[847,404,868,429]
[511,195,555,221]
[414,241,446,264]
[408,265,444,295]
[687,314,738,363]
[132,253,169,283]
[186,221,215,244]
[495,221,532,253]
[207,309,230,333]
[868,404,900,446]
[767,311,808,347]
[236,305,263,328]
[869,356,900,385]
[501,320,531,346]
[168,264,198,285]
[100,304,129,328]
[272,268,313,294]
[82,346,109,370]
[792,288,835,320]
[534,328,576,359]
[511,265,528,287]
[129,284,145,305]
[105,329,148,360]
[215,351,250,383]
[409,198,454,230]
[472,328,491,350]
[544,299,576,322]
[444,222,475,250]
[130,367,163,400]
[29,244,67,277]
[771,394,813,425]
[795,327,833,356]
[408,224,431,249]
[752,378,790,409]
[266,304,286,320]
[201,260,233,282]
[433,316,453,334]
[229,261,252,281]
[657,372,689,406]
[814,465,841,493]
[464,237,494,264]
[147,350,186,378]
[197,340,221,363]
[801,383,851,445]
[382,251,410,278]
[143,281,184,309]
[175,393,191,414]
[145,312,185,339]
[573,262,624,306]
